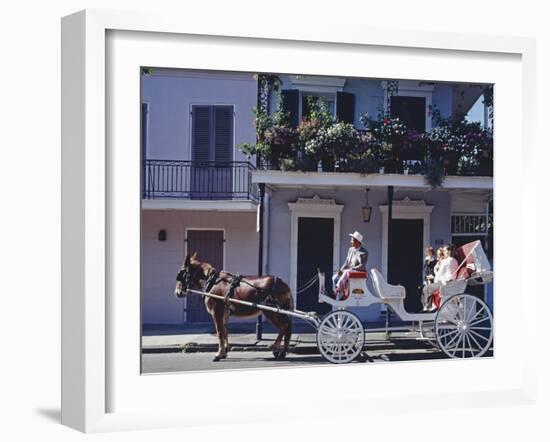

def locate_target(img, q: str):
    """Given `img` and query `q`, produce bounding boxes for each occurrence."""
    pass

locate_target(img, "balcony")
[142,160,258,205]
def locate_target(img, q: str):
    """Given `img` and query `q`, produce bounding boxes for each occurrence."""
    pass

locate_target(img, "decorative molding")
[379,200,434,280]
[288,196,344,307]
[296,195,336,205]
[288,195,344,213]
[290,75,346,93]
[383,196,428,207]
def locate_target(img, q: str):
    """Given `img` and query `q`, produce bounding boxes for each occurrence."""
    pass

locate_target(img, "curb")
[142,338,436,354]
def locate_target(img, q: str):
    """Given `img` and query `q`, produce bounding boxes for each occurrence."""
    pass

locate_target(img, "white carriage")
[315,240,494,363]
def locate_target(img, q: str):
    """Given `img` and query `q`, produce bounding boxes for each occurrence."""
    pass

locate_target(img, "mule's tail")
[272,276,294,310]
[272,276,293,354]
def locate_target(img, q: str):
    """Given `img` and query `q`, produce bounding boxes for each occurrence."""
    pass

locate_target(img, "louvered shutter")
[390,96,426,132]
[192,106,212,163]
[281,89,300,126]
[214,106,233,164]
[336,92,355,124]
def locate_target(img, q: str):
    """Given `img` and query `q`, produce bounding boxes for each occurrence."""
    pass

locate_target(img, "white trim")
[288,196,344,307]
[141,199,258,212]
[252,170,493,190]
[382,80,434,131]
[379,198,434,279]
[183,228,226,323]
[289,74,346,92]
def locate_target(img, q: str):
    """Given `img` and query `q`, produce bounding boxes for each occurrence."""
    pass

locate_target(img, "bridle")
[176,265,204,293]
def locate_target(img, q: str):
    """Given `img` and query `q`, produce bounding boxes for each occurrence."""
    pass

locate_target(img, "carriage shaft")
[186,289,320,326]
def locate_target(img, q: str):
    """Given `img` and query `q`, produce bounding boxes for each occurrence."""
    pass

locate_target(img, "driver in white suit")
[332,231,368,300]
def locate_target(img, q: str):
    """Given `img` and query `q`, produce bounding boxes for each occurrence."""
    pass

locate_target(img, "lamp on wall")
[362,188,372,222]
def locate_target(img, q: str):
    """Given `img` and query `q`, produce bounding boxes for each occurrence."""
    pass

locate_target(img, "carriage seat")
[370,268,406,299]
[348,271,368,279]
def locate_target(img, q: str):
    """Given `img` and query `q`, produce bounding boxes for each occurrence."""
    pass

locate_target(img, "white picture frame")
[61,9,539,433]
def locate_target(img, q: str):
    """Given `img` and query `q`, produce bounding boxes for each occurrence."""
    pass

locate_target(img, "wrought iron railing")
[143,160,258,202]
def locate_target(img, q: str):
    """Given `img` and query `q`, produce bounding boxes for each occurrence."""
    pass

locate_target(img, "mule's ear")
[191,251,198,260]
[184,253,191,267]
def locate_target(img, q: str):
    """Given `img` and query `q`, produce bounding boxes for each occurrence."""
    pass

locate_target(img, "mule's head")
[174,252,208,298]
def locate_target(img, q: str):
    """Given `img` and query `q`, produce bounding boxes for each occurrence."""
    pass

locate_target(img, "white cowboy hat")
[348,231,364,243]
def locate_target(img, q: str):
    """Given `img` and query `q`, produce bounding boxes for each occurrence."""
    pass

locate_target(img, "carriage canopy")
[456,240,491,274]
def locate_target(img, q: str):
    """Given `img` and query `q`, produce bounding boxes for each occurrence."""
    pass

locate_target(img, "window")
[141,102,149,197]
[301,93,335,119]
[382,80,434,131]
[390,96,426,132]
[191,105,234,164]
[451,213,490,235]
[190,105,234,199]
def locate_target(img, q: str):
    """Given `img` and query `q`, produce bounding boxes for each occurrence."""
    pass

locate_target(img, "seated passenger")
[332,231,368,300]
[422,244,459,311]
[421,247,443,310]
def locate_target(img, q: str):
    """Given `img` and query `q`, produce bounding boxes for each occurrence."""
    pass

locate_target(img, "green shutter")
[336,92,355,124]
[192,106,212,163]
[281,89,300,126]
[214,106,233,163]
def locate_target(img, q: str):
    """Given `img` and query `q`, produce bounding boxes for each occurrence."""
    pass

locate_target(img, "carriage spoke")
[445,330,462,351]
[469,316,490,327]
[469,329,491,342]
[467,331,483,355]
[450,332,463,357]
[438,328,460,341]
[465,298,477,322]
[317,311,364,364]
[464,333,476,357]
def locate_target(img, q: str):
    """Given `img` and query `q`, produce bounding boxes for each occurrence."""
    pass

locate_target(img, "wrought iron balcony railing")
[143,160,258,202]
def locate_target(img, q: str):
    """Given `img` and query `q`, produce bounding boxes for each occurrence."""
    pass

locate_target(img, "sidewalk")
[142,321,427,354]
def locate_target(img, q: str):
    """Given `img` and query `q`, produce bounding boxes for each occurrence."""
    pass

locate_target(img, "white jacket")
[434,257,459,284]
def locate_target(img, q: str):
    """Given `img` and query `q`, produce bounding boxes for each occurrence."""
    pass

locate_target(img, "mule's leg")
[211,302,227,362]
[282,315,293,356]
[263,311,290,359]
[221,308,230,357]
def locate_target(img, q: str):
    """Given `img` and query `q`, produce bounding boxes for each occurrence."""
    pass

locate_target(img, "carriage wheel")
[317,310,365,364]
[435,294,493,358]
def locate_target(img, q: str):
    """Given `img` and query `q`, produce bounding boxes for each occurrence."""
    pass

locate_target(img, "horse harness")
[203,270,278,312]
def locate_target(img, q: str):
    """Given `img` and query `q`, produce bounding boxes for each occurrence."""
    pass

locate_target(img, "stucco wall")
[141,210,258,324]
[266,188,452,322]
[275,75,454,129]
[141,69,257,162]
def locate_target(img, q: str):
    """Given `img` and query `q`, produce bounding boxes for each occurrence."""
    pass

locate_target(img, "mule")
[174,253,294,361]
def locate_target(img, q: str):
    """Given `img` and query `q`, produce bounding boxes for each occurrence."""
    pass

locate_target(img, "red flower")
[383,118,389,125]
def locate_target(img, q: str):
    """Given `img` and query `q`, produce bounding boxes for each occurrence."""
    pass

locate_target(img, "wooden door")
[185,230,224,322]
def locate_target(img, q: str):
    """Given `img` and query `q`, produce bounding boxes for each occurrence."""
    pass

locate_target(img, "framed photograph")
[61,9,538,433]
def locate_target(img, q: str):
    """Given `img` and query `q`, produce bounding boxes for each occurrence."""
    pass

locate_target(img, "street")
[141,339,484,374]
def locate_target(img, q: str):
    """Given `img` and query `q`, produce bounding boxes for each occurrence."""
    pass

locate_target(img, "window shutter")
[336,92,355,124]
[281,89,300,126]
[192,106,212,163]
[214,106,233,163]
[390,96,426,132]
